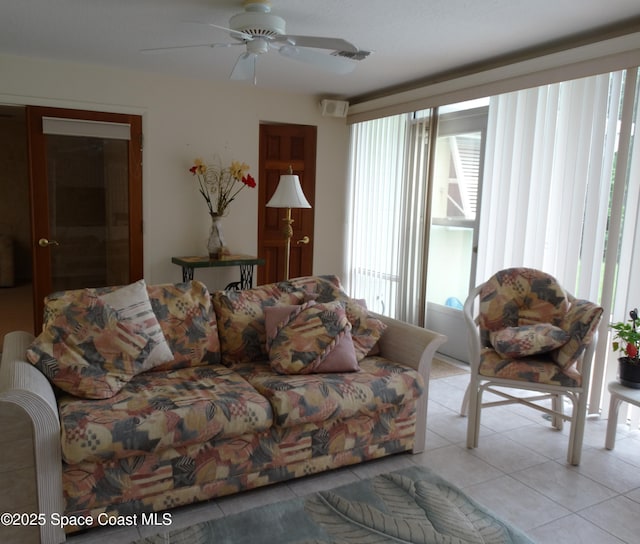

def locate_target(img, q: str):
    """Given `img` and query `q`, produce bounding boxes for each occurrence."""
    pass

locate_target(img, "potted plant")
[610,308,640,388]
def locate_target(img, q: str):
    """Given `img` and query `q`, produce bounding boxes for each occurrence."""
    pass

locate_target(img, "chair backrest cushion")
[478,268,570,347]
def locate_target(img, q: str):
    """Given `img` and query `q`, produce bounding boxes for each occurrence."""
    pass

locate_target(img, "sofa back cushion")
[211,281,309,365]
[43,280,220,372]
[146,282,221,370]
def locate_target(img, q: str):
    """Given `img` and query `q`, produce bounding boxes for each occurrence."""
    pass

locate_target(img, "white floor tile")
[463,474,570,531]
[411,444,504,488]
[580,495,640,543]
[511,460,618,511]
[529,513,625,544]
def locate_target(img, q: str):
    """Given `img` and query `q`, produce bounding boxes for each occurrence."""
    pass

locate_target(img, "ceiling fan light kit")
[230,1,286,38]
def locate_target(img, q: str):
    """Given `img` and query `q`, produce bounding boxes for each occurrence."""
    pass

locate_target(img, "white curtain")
[346,113,431,324]
[476,72,622,302]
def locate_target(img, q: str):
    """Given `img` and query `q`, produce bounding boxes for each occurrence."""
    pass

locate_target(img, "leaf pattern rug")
[135,465,534,544]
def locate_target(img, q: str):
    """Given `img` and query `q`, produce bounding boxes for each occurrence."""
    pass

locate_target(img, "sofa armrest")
[372,314,447,454]
[0,331,65,544]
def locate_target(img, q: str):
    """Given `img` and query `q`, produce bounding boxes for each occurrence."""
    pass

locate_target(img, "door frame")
[26,106,143,329]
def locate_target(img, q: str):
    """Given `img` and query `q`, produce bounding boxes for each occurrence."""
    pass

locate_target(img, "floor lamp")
[266,168,311,280]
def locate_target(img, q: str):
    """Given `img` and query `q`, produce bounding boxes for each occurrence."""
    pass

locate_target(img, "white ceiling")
[1,0,639,101]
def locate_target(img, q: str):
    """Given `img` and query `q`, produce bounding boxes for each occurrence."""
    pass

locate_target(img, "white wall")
[0,53,350,290]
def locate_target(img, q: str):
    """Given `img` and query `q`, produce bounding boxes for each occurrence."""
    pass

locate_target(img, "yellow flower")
[193,158,207,175]
[230,160,250,180]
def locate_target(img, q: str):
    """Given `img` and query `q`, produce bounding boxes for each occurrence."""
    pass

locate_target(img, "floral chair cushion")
[479,348,582,387]
[478,268,570,348]
[58,364,274,464]
[289,275,387,361]
[26,290,154,399]
[490,324,570,359]
[265,300,359,374]
[551,298,603,369]
[211,281,310,365]
[478,268,603,371]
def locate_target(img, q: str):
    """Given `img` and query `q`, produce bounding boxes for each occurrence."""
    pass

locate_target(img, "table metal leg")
[239,264,255,289]
[182,266,194,283]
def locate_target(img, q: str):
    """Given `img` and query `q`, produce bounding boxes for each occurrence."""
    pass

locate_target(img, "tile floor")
[69,368,640,544]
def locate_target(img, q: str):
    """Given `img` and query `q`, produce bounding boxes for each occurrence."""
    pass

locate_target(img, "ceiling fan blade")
[205,23,253,41]
[230,52,257,83]
[140,43,233,53]
[275,35,358,53]
[278,45,355,74]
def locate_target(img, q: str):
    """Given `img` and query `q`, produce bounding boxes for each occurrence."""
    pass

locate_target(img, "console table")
[171,255,265,290]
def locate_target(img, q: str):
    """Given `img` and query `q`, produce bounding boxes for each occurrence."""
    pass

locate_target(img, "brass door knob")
[38,238,60,247]
[296,236,310,245]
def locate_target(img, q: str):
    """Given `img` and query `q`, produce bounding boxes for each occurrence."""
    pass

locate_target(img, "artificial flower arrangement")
[610,308,640,362]
[189,157,256,217]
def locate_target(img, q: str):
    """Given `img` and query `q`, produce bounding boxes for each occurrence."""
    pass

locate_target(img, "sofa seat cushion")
[233,356,424,429]
[58,365,273,464]
[479,348,581,387]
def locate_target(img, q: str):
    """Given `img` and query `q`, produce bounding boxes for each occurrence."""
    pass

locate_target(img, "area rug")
[431,356,468,379]
[134,465,533,544]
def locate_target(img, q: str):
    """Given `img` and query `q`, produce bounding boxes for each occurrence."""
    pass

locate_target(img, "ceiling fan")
[143,0,370,84]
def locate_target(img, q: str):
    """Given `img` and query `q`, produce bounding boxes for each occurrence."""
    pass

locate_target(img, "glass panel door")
[426,100,488,362]
[27,106,143,330]
[46,134,130,291]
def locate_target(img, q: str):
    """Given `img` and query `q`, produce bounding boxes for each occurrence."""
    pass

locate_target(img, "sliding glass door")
[424,102,488,361]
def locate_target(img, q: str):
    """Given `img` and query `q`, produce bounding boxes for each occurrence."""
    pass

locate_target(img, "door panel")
[425,103,488,362]
[258,124,316,284]
[27,106,143,330]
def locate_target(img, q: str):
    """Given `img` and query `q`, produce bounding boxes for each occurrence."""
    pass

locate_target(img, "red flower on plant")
[242,174,256,188]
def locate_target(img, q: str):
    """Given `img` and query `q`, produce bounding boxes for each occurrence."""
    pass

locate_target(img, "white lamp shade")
[266,174,311,208]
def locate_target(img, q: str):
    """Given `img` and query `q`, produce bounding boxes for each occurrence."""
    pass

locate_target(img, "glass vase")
[207,215,228,260]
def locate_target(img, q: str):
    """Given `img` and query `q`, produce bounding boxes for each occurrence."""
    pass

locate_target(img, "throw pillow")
[265,300,359,375]
[99,279,174,370]
[289,275,387,360]
[490,324,570,359]
[26,291,153,398]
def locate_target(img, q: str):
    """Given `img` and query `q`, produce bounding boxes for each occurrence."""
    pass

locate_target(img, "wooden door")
[258,123,316,284]
[27,106,143,330]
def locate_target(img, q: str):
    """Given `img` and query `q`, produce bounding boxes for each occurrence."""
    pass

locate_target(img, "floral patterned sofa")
[0,275,446,544]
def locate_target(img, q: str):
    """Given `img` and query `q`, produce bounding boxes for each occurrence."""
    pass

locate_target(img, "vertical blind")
[347,115,407,316]
[347,113,432,323]
[476,72,621,303]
